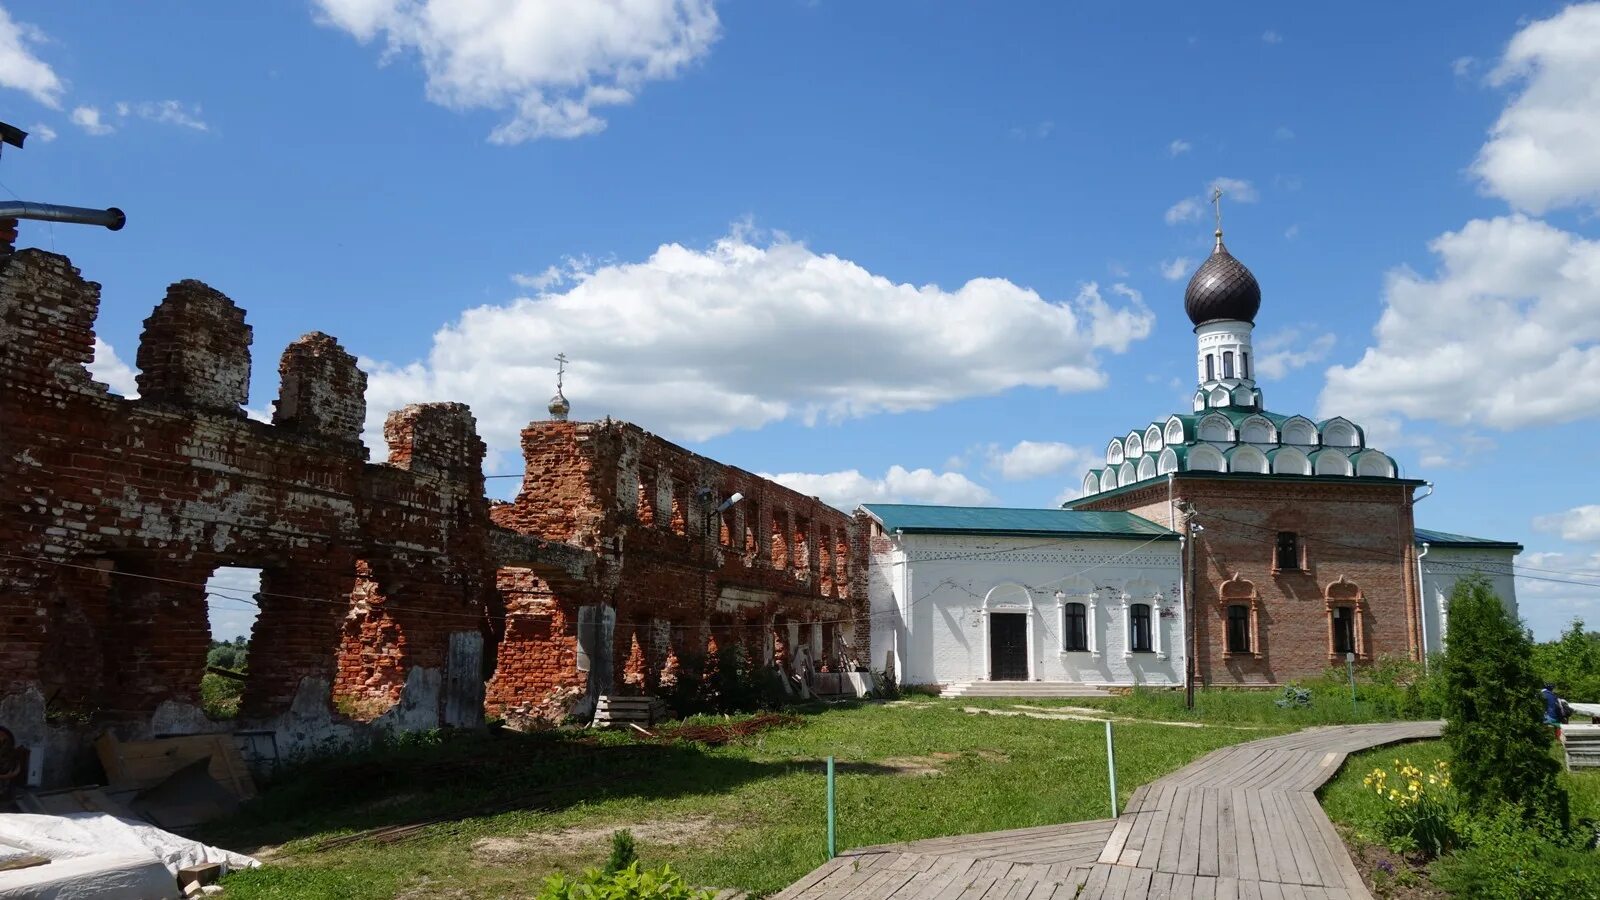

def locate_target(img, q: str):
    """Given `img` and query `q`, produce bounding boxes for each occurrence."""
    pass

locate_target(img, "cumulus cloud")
[1321,215,1600,429]
[1254,328,1335,379]
[986,440,1095,481]
[1273,125,1294,141]
[363,228,1154,467]
[1168,138,1191,157]
[762,465,996,511]
[1165,197,1201,225]
[1452,56,1477,78]
[88,338,138,397]
[1474,3,1600,214]
[312,0,720,142]
[115,100,208,131]
[1534,505,1600,542]
[69,105,112,135]
[1261,30,1283,45]
[29,122,53,142]
[1160,257,1192,281]
[0,6,62,107]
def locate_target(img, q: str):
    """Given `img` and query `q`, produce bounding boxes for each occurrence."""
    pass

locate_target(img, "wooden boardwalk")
[773,720,1441,900]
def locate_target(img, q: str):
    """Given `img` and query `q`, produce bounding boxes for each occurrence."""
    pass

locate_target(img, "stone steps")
[941,681,1113,699]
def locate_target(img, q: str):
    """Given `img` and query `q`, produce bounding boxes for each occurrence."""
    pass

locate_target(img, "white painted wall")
[1418,546,1519,657]
[868,532,1184,687]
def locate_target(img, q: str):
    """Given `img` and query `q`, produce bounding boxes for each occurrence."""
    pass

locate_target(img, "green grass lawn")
[207,696,1299,899]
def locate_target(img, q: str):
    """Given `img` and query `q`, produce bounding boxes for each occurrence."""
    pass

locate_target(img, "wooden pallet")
[592,695,668,728]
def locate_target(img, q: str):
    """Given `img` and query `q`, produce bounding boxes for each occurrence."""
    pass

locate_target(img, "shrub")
[537,862,715,900]
[1431,803,1600,899]
[605,829,637,876]
[1436,575,1569,828]
[872,668,901,701]
[1362,758,1460,857]
[200,672,243,719]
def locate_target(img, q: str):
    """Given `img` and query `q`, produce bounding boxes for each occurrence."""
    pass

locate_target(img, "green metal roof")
[1414,528,1523,551]
[862,504,1177,540]
[1067,471,1427,508]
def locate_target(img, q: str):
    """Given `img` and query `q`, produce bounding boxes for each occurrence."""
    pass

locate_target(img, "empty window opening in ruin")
[743,498,761,564]
[331,560,409,722]
[637,466,657,526]
[202,566,263,721]
[668,475,687,535]
[771,512,790,569]
[793,516,811,572]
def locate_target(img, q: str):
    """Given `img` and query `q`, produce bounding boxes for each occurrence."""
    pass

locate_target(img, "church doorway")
[989,613,1029,681]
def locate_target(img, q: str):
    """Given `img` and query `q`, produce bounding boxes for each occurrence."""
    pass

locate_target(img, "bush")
[1431,804,1600,899]
[872,668,901,701]
[1437,575,1569,828]
[537,862,715,900]
[1362,758,1460,857]
[200,672,243,719]
[605,830,637,876]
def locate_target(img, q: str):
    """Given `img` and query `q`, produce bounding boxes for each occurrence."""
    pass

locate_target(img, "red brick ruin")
[0,247,869,784]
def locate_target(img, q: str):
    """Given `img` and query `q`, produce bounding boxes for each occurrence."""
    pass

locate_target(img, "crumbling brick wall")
[0,248,500,729]
[485,420,871,715]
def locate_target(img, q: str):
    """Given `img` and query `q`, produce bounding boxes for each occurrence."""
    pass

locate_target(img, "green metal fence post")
[1346,651,1357,714]
[1105,720,1119,818]
[826,756,836,859]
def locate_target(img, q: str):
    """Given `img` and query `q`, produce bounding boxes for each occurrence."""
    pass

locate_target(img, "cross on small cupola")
[547,352,571,421]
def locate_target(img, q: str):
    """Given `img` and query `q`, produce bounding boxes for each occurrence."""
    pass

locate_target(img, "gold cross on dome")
[554,353,568,392]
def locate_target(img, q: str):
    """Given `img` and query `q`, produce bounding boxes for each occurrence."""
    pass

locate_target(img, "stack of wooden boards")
[592,695,669,728]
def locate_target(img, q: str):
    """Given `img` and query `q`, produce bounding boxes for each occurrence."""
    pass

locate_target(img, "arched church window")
[1223,351,1235,378]
[1227,604,1252,653]
[1129,603,1152,652]
[1063,603,1088,652]
[1205,354,1215,381]
[1332,606,1356,655]
[1241,352,1250,379]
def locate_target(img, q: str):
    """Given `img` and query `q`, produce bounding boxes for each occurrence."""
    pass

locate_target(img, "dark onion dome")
[1184,231,1261,326]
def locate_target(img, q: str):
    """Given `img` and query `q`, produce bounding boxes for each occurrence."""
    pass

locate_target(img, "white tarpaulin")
[1570,701,1600,719]
[0,812,258,899]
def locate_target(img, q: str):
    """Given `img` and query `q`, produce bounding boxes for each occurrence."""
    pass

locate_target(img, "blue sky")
[3,1,1598,640]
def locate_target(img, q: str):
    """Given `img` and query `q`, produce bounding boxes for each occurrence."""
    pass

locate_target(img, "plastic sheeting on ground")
[0,812,258,900]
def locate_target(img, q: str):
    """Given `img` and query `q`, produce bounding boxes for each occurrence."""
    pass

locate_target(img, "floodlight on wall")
[0,119,127,238]
[716,492,744,513]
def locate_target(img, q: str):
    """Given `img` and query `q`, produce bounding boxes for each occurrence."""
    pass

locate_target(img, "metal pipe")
[0,201,125,230]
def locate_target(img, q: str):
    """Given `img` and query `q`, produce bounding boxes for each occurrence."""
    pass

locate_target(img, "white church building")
[862,506,1185,691]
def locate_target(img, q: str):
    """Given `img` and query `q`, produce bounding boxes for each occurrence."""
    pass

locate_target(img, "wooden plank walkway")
[773,720,1441,900]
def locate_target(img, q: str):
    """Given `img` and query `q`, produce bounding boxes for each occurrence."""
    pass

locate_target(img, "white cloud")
[88,338,138,397]
[1273,125,1294,141]
[1284,224,1300,240]
[1262,30,1283,45]
[1165,197,1202,225]
[28,122,53,142]
[1452,55,1477,78]
[362,227,1154,466]
[1321,215,1600,430]
[1160,257,1192,281]
[69,105,113,136]
[1534,505,1600,542]
[1254,328,1335,379]
[1208,176,1258,203]
[312,0,720,142]
[115,100,208,131]
[986,440,1095,481]
[0,6,62,107]
[763,465,996,511]
[1168,138,1191,157]
[1474,4,1600,214]
[1514,550,1600,640]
